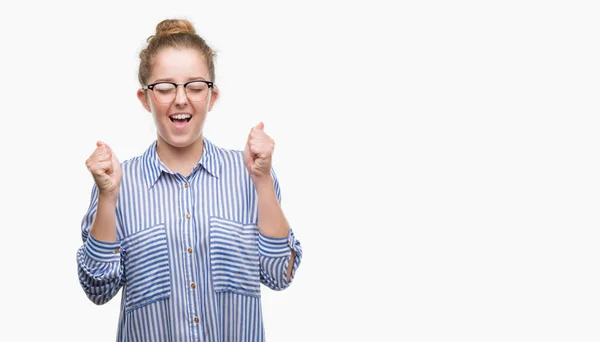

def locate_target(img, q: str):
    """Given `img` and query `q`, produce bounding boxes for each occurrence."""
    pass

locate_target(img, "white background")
[0,0,599,341]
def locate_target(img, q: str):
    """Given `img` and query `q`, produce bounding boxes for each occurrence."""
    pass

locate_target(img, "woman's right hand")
[85,141,123,198]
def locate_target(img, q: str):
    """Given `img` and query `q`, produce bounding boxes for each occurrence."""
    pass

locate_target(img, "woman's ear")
[207,86,220,112]
[137,89,151,112]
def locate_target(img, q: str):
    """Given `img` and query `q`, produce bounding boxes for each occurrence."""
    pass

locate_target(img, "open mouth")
[169,114,192,124]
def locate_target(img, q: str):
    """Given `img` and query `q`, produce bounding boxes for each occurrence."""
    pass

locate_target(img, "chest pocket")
[209,217,260,297]
[121,223,171,313]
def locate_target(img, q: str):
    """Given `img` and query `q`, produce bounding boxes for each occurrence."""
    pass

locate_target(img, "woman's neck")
[156,136,204,177]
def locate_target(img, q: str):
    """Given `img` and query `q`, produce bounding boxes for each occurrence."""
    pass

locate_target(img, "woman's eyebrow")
[152,76,207,83]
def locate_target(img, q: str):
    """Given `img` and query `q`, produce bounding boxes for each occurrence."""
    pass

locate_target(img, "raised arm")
[244,123,303,290]
[76,141,124,304]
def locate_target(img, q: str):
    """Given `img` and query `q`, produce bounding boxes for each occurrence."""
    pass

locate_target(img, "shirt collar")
[142,137,221,189]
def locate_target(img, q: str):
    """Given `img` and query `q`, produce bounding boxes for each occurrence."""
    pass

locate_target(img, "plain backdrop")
[0,0,599,341]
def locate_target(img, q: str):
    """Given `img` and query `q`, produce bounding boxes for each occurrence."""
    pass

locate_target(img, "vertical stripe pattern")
[76,138,302,342]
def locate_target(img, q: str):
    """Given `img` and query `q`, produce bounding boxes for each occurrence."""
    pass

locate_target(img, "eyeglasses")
[143,80,214,104]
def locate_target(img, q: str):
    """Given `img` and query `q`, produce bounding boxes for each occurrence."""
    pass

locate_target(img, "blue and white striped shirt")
[77,138,302,342]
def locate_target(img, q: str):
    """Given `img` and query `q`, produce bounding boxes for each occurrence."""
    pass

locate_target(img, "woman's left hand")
[244,121,275,183]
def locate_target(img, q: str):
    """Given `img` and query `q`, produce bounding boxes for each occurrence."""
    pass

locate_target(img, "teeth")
[170,114,192,120]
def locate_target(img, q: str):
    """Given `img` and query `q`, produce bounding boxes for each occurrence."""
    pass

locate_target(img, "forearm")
[90,193,118,242]
[254,175,296,281]
[255,176,288,238]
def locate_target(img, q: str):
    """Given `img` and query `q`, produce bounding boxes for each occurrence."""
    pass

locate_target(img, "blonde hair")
[138,19,216,86]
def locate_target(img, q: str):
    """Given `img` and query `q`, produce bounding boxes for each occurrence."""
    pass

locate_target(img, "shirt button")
[187,247,193,253]
[184,183,189,188]
[191,282,196,289]
[194,317,199,323]
[186,213,191,219]
[114,248,119,254]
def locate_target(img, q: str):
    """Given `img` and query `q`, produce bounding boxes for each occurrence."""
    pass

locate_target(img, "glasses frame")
[143,80,215,103]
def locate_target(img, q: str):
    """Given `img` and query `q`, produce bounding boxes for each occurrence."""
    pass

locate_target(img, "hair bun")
[155,19,196,36]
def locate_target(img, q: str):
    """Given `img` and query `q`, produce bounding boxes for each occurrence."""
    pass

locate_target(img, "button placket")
[182,177,201,332]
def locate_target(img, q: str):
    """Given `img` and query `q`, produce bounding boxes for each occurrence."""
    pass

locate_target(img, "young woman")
[76,18,302,341]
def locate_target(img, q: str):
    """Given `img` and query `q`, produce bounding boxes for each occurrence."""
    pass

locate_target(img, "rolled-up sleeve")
[258,230,302,290]
[76,185,124,305]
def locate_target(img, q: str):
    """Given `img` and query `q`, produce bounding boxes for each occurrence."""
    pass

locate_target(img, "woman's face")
[137,47,219,149]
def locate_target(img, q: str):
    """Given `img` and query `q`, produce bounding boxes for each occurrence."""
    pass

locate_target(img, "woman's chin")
[163,134,202,149]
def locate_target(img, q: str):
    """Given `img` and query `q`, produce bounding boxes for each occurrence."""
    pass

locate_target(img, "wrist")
[98,190,119,203]
[252,175,274,192]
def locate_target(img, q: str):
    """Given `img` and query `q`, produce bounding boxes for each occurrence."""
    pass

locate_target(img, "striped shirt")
[76,138,302,342]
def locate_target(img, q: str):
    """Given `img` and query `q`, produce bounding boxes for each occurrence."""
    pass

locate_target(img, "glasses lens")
[152,83,177,103]
[185,81,209,102]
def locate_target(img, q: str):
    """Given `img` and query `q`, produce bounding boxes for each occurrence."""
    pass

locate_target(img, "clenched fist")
[243,122,274,181]
[85,141,123,197]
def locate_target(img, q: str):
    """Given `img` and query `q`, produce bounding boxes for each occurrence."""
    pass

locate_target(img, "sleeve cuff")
[258,230,295,258]
[84,234,121,263]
